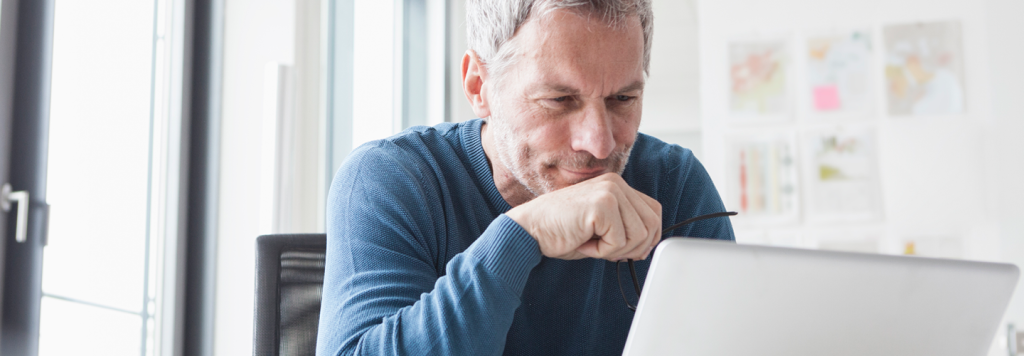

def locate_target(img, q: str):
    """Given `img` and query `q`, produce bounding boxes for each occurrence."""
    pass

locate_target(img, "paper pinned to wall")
[803,128,883,222]
[806,31,874,116]
[725,133,800,224]
[883,21,966,116]
[729,40,790,118]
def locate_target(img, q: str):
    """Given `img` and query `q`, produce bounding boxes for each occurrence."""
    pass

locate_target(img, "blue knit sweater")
[316,119,734,355]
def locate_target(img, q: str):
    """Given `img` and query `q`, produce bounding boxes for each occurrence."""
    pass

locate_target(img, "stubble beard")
[488,106,634,198]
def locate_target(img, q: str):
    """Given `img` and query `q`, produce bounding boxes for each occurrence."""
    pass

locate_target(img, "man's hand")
[505,173,662,261]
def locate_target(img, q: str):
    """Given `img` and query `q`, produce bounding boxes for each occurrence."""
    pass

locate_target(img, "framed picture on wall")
[802,30,876,119]
[883,20,966,117]
[723,132,800,225]
[801,126,884,222]
[727,38,793,122]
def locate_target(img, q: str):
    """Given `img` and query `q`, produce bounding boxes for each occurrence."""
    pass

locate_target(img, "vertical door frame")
[183,0,222,355]
[2,1,54,356]
[0,0,20,325]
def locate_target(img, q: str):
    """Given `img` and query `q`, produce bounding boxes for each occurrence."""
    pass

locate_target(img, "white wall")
[445,0,474,123]
[636,0,705,159]
[984,0,1024,336]
[351,0,400,145]
[217,1,295,355]
[639,0,701,133]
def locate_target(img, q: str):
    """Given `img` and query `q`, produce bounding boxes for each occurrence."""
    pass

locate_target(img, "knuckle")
[614,233,628,247]
[597,180,617,192]
[646,216,661,232]
[634,226,649,240]
[592,190,617,207]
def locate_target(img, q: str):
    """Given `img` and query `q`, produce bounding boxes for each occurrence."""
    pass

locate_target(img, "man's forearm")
[323,215,541,356]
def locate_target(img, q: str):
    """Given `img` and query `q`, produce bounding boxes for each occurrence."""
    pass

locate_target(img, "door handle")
[1,183,29,243]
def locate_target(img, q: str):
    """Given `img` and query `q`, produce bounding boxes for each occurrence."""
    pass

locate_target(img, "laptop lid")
[622,238,1020,356]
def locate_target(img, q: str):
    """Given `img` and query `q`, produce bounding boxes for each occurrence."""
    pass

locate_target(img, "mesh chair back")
[254,234,327,356]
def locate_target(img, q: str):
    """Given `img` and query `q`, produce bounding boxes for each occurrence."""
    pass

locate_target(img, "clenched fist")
[505,173,662,261]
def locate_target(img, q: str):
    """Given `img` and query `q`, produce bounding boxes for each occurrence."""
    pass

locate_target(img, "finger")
[622,189,662,259]
[606,183,649,260]
[589,191,626,259]
[646,234,662,258]
[574,239,603,259]
[634,190,662,234]
[632,236,659,261]
[617,197,653,260]
[634,187,662,212]
[611,183,661,260]
[590,175,656,260]
[635,191,663,259]
[630,189,660,243]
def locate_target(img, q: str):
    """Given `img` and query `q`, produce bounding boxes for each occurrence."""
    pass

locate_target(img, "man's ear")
[462,50,492,119]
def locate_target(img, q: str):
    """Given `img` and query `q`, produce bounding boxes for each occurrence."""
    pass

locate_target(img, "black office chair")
[254,233,328,356]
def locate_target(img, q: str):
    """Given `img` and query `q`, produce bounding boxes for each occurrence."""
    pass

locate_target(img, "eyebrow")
[529,80,645,96]
[530,84,580,96]
[615,80,645,95]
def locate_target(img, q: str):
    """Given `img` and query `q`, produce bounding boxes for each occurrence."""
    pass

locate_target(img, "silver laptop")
[622,238,1020,356]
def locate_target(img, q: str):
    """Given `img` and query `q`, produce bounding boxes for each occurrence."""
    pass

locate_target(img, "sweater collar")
[460,119,513,213]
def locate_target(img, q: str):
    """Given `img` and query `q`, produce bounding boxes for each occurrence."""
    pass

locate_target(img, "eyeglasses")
[616,211,737,311]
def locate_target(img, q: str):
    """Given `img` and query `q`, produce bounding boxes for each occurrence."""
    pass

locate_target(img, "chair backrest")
[254,233,328,356]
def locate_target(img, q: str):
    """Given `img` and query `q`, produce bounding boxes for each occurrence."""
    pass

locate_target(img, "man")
[316,0,734,354]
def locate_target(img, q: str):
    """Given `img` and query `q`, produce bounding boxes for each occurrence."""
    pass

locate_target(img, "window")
[38,1,186,355]
[326,0,448,182]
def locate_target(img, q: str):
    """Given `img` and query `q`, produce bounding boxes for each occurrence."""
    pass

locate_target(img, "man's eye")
[551,96,570,103]
[615,95,634,102]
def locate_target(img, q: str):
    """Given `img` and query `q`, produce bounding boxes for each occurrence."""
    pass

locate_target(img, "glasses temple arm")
[662,211,738,238]
[626,211,738,299]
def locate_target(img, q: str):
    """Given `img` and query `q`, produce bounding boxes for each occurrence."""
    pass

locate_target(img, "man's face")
[488,9,646,196]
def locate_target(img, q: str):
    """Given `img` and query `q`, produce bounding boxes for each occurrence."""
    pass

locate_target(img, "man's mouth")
[560,166,608,179]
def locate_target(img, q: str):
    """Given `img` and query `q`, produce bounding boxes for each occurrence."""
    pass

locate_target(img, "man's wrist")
[465,214,543,296]
[504,206,533,241]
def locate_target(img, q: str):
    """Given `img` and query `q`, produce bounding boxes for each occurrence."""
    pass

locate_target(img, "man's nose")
[570,103,616,160]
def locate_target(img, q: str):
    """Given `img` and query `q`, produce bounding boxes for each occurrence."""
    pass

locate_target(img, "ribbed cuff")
[466,214,542,296]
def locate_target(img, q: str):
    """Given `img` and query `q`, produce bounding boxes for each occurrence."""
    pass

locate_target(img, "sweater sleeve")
[316,144,542,356]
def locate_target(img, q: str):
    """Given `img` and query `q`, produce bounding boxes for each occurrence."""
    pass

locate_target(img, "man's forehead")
[507,8,646,95]
[525,80,645,95]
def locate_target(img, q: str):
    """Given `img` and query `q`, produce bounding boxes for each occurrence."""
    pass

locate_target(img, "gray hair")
[466,0,654,80]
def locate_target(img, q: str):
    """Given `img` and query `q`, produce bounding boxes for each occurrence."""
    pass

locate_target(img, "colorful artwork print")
[803,129,882,221]
[806,32,873,115]
[726,137,799,221]
[730,41,789,116]
[883,21,966,116]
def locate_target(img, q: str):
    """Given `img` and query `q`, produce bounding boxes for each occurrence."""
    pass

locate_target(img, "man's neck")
[480,121,536,208]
